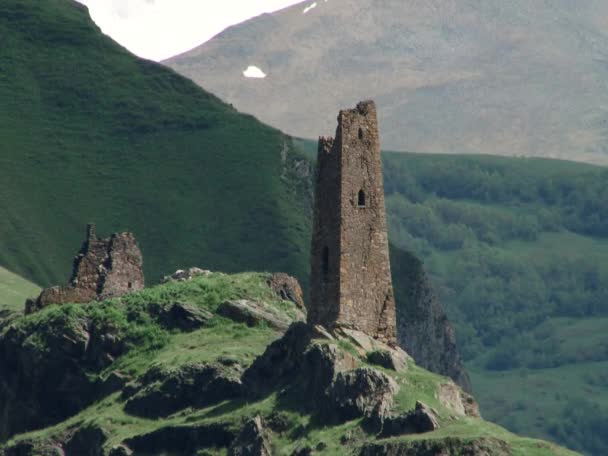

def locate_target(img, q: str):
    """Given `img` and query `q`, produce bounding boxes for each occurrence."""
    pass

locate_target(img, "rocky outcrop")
[243,322,402,425]
[218,299,303,331]
[229,416,273,456]
[390,246,472,392]
[148,301,212,331]
[123,362,243,418]
[376,401,440,438]
[27,224,144,313]
[326,368,399,422]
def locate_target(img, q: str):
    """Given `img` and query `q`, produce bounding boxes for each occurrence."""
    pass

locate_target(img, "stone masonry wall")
[309,101,396,344]
[27,224,144,312]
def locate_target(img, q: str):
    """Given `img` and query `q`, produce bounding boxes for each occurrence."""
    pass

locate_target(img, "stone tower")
[309,100,396,343]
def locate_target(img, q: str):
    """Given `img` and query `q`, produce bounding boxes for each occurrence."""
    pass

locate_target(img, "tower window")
[358,128,364,140]
[358,190,366,207]
[322,247,329,278]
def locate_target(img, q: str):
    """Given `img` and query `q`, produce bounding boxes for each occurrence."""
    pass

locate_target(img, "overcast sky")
[76,0,304,61]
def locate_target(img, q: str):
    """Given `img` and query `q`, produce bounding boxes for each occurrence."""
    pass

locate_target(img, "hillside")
[293,138,608,455]
[0,273,577,455]
[382,152,608,455]
[0,267,40,313]
[0,0,311,290]
[166,0,608,165]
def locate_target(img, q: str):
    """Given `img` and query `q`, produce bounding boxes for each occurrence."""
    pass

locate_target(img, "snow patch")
[303,2,317,14]
[243,66,267,79]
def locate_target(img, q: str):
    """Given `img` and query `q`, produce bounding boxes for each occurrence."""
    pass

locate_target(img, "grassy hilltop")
[0,0,310,289]
[0,273,578,455]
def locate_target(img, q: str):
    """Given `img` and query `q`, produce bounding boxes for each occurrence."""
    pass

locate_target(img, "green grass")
[0,266,40,312]
[1,274,576,455]
[0,0,310,291]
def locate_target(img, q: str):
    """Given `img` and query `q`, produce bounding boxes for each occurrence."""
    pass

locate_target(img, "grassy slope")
[0,267,40,312]
[0,0,310,292]
[1,274,577,456]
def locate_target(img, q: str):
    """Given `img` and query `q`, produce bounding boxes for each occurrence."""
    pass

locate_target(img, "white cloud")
[76,0,303,61]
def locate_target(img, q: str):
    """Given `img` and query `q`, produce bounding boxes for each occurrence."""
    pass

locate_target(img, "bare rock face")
[28,224,144,313]
[243,322,400,425]
[229,415,273,456]
[390,247,472,392]
[326,368,399,422]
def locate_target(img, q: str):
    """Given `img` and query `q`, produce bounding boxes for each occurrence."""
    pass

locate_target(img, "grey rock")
[366,349,407,372]
[326,368,399,423]
[217,299,292,330]
[149,301,212,331]
[391,247,472,392]
[377,401,440,438]
[161,267,211,283]
[228,415,273,456]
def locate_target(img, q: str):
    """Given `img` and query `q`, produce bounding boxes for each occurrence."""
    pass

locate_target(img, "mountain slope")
[0,267,40,313]
[0,0,311,289]
[166,0,608,164]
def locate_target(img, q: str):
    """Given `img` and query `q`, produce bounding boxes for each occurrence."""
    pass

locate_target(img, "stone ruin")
[26,224,144,313]
[308,100,396,344]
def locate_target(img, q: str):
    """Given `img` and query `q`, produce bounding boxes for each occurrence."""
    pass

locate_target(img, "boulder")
[217,299,293,331]
[124,362,243,418]
[149,301,212,331]
[243,323,356,398]
[228,415,273,456]
[366,349,407,372]
[326,368,399,422]
[161,267,211,283]
[378,401,440,438]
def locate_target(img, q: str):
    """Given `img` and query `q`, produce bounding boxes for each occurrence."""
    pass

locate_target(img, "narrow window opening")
[358,190,366,207]
[322,247,329,279]
[128,282,133,290]
[358,128,364,140]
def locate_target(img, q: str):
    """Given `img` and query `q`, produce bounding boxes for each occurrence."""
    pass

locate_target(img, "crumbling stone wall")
[309,101,396,344]
[26,224,144,313]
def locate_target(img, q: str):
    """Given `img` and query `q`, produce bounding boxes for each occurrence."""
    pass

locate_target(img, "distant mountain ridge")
[165,0,608,164]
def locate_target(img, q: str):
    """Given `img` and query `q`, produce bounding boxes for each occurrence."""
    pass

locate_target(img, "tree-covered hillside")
[0,0,311,288]
[382,152,608,455]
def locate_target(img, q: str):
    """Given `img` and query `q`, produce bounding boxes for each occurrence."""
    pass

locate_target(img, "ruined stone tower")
[309,100,396,343]
[26,224,144,313]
